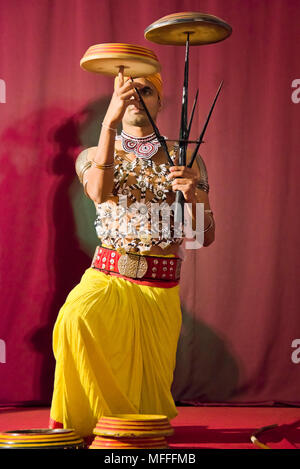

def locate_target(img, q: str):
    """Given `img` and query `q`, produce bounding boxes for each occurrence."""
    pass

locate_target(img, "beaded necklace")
[117,130,161,159]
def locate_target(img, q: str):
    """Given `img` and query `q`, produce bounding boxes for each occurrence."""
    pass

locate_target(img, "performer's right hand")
[103,67,142,127]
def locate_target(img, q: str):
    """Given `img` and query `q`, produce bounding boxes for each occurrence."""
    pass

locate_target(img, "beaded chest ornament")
[118,131,161,159]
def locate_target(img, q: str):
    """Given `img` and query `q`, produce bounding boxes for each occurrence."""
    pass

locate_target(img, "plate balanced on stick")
[144,11,232,225]
[80,42,174,166]
[80,13,232,228]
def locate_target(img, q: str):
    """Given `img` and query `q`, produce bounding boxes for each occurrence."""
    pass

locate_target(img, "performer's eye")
[140,86,153,97]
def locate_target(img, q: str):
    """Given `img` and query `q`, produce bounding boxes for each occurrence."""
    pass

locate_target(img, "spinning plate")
[144,12,232,45]
[80,43,161,77]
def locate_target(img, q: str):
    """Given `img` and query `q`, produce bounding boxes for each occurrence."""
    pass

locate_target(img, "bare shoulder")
[187,151,209,184]
[81,146,98,161]
[76,146,104,180]
[75,146,97,168]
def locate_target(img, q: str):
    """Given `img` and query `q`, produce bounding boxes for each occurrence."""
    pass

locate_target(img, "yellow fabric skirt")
[50,255,182,438]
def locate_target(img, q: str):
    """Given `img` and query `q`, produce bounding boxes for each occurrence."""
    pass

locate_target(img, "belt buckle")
[118,253,148,279]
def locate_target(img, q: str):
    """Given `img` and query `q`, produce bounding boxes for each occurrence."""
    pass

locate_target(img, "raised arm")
[77,68,142,204]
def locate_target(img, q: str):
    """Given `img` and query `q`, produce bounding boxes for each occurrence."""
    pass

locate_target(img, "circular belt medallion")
[118,253,148,279]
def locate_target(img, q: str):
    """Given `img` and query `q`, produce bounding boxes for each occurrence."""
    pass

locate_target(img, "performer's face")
[123,78,161,127]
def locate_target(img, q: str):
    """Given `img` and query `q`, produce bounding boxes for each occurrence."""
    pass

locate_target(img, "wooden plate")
[144,11,232,45]
[94,414,174,438]
[80,43,161,77]
[0,429,85,449]
[90,435,169,449]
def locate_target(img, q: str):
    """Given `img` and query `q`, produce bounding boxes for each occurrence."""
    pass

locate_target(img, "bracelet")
[102,122,117,133]
[91,159,114,170]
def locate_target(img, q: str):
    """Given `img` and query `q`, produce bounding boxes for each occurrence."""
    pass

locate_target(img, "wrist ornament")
[101,121,117,133]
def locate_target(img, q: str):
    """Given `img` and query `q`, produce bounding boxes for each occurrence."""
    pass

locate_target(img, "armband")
[75,148,92,184]
[195,154,210,193]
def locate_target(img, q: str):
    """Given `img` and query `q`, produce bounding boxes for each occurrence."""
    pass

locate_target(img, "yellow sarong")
[49,255,182,437]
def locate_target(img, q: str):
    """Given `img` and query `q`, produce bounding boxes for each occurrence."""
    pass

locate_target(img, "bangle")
[102,122,117,133]
[91,159,114,170]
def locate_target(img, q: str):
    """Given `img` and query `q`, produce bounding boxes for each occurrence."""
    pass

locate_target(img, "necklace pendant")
[120,130,161,160]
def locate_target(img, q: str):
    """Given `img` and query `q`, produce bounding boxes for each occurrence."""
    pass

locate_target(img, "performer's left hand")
[168,165,198,203]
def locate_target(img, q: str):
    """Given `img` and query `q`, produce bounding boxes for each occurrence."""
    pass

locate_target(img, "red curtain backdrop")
[0,0,299,406]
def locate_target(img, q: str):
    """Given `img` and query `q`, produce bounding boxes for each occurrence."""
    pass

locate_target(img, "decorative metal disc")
[118,253,148,278]
[144,12,232,46]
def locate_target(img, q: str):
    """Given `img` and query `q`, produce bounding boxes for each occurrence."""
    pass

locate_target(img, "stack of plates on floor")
[89,414,174,449]
[0,429,85,449]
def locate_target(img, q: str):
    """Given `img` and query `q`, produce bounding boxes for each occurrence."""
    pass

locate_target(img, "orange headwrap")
[114,72,163,101]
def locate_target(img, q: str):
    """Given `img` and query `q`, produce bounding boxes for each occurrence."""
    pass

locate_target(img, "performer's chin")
[126,114,149,127]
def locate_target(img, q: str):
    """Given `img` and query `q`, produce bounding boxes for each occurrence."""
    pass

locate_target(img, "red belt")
[91,246,182,288]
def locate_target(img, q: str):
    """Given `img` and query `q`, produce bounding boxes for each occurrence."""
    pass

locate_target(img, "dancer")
[49,68,215,437]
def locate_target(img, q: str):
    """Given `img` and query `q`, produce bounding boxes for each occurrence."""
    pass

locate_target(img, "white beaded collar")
[116,131,161,159]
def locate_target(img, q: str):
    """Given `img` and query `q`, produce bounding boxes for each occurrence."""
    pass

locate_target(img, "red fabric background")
[0,0,299,406]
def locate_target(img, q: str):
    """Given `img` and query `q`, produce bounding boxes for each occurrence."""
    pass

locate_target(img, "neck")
[122,123,155,137]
